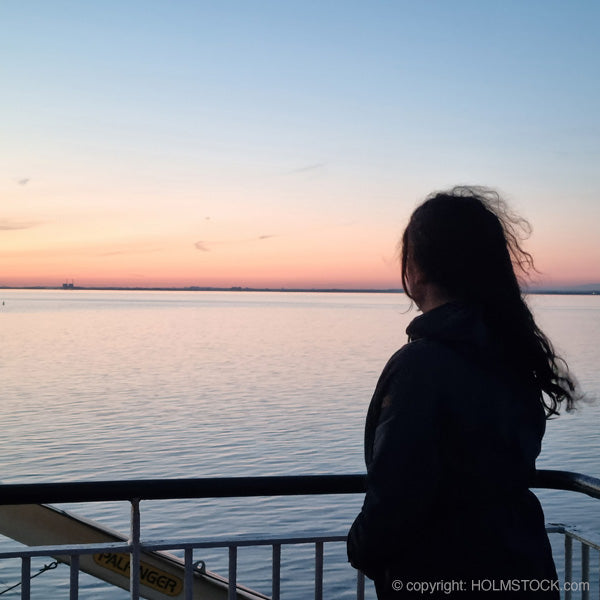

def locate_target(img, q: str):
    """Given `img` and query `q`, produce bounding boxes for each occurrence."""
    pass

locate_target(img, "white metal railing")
[550,524,600,600]
[0,529,363,599]
[0,471,599,599]
[141,533,366,600]
[1,523,598,599]
[0,541,130,600]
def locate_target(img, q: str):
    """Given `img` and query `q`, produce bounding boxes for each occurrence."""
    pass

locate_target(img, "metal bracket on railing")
[193,560,206,574]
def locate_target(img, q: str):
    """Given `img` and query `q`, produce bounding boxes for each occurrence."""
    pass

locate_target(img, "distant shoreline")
[0,286,598,295]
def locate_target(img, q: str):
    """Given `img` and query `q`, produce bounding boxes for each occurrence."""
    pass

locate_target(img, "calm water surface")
[0,290,598,598]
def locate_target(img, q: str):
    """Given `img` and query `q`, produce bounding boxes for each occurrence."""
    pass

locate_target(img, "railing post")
[130,499,141,600]
[21,556,31,600]
[70,555,80,600]
[272,543,281,600]
[564,535,572,600]
[357,570,365,600]
[184,548,194,600]
[315,541,324,600]
[580,543,589,600]
[228,545,237,600]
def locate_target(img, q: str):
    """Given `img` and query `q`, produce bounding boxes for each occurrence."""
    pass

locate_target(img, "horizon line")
[1,285,599,295]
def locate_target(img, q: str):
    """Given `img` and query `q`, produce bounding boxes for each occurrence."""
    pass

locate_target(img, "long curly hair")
[400,186,577,416]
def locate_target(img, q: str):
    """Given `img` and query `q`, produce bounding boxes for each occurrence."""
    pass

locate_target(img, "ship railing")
[0,470,598,600]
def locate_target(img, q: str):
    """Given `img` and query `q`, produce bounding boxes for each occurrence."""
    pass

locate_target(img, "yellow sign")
[94,552,183,596]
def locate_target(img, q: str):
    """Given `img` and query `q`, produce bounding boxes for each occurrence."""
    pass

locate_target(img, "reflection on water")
[0,290,598,598]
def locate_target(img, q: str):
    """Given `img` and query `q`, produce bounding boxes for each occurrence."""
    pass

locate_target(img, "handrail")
[0,474,367,505]
[0,470,598,505]
[534,469,600,500]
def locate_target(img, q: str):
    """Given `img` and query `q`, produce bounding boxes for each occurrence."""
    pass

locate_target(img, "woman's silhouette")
[348,186,577,598]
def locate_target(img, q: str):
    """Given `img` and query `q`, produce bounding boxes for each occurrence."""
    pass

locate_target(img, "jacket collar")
[406,301,490,349]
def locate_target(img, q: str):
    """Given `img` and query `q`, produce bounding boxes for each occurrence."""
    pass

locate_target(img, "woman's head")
[400,186,577,416]
[400,186,532,305]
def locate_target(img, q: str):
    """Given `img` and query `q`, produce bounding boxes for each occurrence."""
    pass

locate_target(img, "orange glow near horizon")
[3,192,596,289]
[1,204,599,290]
[1,231,598,290]
[0,223,402,289]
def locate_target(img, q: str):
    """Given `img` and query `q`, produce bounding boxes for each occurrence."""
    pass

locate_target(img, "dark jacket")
[347,302,558,598]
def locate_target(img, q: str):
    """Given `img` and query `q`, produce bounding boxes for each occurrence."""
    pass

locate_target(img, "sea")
[0,290,598,599]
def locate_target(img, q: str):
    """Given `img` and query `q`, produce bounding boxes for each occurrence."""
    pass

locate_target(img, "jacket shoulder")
[382,338,449,381]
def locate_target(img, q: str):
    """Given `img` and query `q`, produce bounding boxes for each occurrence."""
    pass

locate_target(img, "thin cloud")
[0,219,38,231]
[17,178,30,186]
[194,235,276,251]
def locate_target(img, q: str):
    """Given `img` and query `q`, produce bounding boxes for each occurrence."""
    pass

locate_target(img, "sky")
[1,1,599,289]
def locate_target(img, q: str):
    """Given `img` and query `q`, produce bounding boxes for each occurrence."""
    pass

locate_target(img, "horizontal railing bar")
[562,527,600,552]
[0,542,131,559]
[141,534,348,551]
[0,470,598,505]
[534,470,600,500]
[0,527,579,558]
[0,474,366,504]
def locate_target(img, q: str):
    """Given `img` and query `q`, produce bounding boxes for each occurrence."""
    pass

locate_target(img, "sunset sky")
[2,1,599,289]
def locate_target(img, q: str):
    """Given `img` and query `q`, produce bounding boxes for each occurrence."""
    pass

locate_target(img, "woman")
[347,187,577,598]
